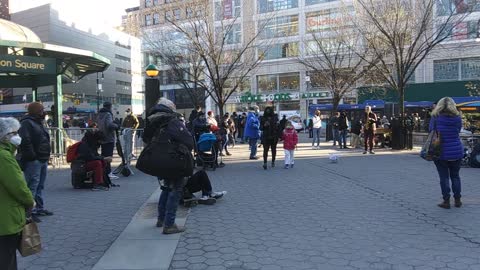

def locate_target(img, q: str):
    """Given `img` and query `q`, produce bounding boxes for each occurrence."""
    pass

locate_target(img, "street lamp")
[305,75,311,123]
[96,72,104,112]
[144,64,160,113]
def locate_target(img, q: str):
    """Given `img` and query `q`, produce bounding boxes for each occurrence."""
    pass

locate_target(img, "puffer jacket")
[97,108,119,143]
[282,127,298,150]
[0,142,35,236]
[18,115,51,162]
[244,112,260,139]
[429,115,463,160]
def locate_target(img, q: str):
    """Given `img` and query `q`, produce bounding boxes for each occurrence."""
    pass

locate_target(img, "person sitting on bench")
[77,130,112,191]
[183,170,227,205]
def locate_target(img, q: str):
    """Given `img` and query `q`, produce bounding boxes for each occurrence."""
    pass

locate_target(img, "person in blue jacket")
[244,106,260,160]
[429,97,464,209]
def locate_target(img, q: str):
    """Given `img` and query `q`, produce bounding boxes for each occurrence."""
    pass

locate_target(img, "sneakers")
[226,151,232,156]
[156,219,164,228]
[249,156,259,160]
[312,146,317,149]
[363,151,368,154]
[163,224,186,234]
[284,164,289,169]
[92,185,109,191]
[108,173,120,180]
[210,191,227,199]
[369,151,375,154]
[36,209,54,216]
[198,196,216,205]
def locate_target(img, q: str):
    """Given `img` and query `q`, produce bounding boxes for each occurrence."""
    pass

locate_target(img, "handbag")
[18,221,42,257]
[420,118,441,161]
[136,128,193,179]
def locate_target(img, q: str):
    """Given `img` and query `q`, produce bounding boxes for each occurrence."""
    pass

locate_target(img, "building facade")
[5,3,143,115]
[133,0,480,117]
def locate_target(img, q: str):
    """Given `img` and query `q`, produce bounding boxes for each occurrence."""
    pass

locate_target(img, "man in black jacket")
[338,111,349,149]
[18,102,53,221]
[143,98,194,234]
[96,102,119,179]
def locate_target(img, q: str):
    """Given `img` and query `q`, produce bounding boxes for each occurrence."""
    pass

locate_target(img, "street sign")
[0,55,56,74]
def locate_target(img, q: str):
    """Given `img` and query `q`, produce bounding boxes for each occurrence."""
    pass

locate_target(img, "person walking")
[430,97,464,209]
[260,107,280,170]
[282,121,298,169]
[338,111,349,149]
[330,112,340,147]
[363,106,377,154]
[312,110,322,149]
[244,106,260,160]
[0,118,35,270]
[143,98,194,234]
[97,102,119,180]
[18,102,53,222]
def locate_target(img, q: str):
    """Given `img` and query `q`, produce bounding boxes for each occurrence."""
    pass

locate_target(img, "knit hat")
[27,102,44,116]
[157,97,176,111]
[0,117,20,141]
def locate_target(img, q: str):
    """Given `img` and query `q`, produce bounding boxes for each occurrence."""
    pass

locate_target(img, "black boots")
[438,199,451,209]
[454,198,462,208]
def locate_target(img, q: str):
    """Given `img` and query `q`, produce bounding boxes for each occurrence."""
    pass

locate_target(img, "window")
[153,0,159,4]
[115,54,131,62]
[165,10,172,21]
[258,42,299,60]
[217,24,242,44]
[434,58,480,82]
[145,14,152,26]
[116,94,132,105]
[215,0,241,20]
[305,39,353,55]
[116,80,132,90]
[305,0,336,5]
[437,0,480,16]
[259,15,298,39]
[153,13,160,25]
[115,67,131,74]
[257,0,298,13]
[145,0,153,7]
[438,20,480,41]
[257,73,300,92]
[225,77,251,93]
[186,7,194,18]
[173,9,181,20]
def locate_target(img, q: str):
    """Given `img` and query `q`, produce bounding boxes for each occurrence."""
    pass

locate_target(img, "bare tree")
[143,0,269,117]
[299,6,376,113]
[354,0,471,123]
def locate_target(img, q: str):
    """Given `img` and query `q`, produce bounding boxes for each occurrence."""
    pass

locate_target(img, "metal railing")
[47,128,145,168]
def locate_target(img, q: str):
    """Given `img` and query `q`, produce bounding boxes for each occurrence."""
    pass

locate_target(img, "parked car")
[288,115,304,132]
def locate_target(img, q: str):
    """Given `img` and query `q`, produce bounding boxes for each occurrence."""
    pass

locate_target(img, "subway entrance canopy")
[0,18,110,129]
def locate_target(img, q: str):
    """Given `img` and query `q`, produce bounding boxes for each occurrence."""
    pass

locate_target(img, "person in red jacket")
[282,121,298,169]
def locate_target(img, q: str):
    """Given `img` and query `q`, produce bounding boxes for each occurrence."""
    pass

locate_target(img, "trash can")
[390,118,405,150]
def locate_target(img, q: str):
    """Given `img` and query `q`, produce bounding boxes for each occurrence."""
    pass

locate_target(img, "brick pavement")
[17,167,158,270]
[170,134,480,270]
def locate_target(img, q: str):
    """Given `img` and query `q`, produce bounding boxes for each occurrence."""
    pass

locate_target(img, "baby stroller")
[195,133,218,170]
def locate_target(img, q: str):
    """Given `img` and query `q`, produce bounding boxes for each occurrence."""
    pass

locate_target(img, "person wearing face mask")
[18,102,53,223]
[244,106,261,160]
[0,117,35,270]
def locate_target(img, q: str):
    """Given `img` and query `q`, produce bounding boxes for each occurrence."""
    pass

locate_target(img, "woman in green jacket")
[0,117,35,270]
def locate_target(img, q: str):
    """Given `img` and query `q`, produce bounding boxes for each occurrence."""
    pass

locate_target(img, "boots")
[271,161,275,168]
[437,199,451,209]
[156,219,163,228]
[163,224,186,234]
[454,198,462,208]
[263,163,267,170]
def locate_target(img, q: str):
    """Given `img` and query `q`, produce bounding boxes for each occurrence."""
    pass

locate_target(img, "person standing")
[18,102,53,222]
[308,119,314,138]
[430,97,464,209]
[279,115,288,132]
[350,118,362,149]
[143,98,194,234]
[330,112,340,147]
[238,113,246,143]
[312,110,322,149]
[363,106,377,154]
[0,118,35,270]
[282,121,298,169]
[338,111,349,149]
[244,106,260,160]
[207,111,218,127]
[97,102,119,180]
[231,112,238,143]
[188,105,202,130]
[122,108,140,159]
[260,107,280,170]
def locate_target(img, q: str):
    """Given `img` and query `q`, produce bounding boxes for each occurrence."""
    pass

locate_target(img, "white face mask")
[10,135,22,146]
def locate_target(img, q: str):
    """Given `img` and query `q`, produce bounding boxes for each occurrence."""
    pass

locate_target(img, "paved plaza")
[17,134,480,270]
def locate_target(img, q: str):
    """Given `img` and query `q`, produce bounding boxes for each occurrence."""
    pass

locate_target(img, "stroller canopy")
[197,133,217,152]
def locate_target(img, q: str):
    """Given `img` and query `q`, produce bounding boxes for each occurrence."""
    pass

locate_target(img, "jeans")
[364,129,375,151]
[0,233,21,270]
[434,160,462,200]
[332,128,340,146]
[24,160,48,213]
[101,142,115,174]
[284,149,295,165]
[249,138,258,158]
[312,128,321,147]
[339,129,348,148]
[158,178,184,227]
[263,139,278,163]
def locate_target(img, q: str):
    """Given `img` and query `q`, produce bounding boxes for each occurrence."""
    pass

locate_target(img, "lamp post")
[96,72,104,112]
[145,64,160,113]
[305,75,311,124]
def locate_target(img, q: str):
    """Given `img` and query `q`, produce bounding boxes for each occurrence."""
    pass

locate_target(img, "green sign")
[301,92,330,99]
[240,92,297,103]
[0,55,56,75]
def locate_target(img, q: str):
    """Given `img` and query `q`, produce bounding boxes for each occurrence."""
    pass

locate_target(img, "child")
[282,121,298,169]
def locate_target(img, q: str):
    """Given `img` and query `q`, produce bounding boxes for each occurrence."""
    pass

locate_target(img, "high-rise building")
[0,0,9,20]
[7,3,143,115]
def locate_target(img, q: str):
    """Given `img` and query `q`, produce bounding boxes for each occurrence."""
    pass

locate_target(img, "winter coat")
[143,104,194,151]
[351,120,362,135]
[244,112,260,139]
[330,116,339,129]
[0,142,35,236]
[282,127,298,150]
[77,141,103,162]
[429,115,463,161]
[122,114,139,129]
[97,108,119,143]
[338,115,349,130]
[313,116,322,129]
[18,115,51,162]
[260,115,281,144]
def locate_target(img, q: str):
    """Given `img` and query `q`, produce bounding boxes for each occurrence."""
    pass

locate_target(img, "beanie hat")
[157,97,176,111]
[0,117,20,141]
[28,102,44,116]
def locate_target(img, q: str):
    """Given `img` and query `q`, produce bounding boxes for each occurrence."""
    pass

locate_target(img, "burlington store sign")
[231,91,331,103]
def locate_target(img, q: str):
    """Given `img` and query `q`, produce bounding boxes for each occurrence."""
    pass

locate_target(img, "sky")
[9,0,139,26]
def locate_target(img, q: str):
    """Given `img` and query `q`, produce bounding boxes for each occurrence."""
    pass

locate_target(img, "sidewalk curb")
[92,187,189,270]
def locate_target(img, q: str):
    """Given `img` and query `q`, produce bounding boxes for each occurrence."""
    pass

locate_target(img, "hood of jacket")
[21,114,42,124]
[97,108,112,121]
[0,141,16,154]
[148,105,178,128]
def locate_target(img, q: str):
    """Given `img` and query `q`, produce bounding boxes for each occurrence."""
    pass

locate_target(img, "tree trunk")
[218,100,225,119]
[399,85,406,149]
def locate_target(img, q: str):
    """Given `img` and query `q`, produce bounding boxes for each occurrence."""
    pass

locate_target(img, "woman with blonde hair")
[429,97,464,209]
[312,110,322,149]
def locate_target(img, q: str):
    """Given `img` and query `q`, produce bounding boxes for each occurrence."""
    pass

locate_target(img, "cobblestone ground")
[170,137,480,270]
[17,167,157,270]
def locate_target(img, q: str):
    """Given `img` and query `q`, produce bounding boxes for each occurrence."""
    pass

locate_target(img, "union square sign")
[230,91,332,103]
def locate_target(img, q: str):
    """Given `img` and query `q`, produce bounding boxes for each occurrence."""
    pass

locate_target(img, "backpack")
[66,142,81,163]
